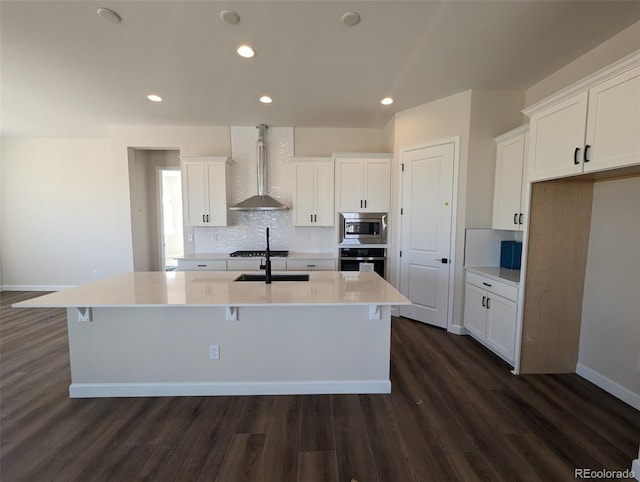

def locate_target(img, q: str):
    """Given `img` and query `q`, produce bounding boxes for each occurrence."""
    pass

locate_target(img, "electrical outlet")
[209,345,220,360]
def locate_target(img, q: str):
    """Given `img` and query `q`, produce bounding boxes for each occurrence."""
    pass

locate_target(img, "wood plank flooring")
[1,291,638,481]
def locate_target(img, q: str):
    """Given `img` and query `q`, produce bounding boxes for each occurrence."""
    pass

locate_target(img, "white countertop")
[14,271,410,308]
[177,252,337,261]
[465,266,521,285]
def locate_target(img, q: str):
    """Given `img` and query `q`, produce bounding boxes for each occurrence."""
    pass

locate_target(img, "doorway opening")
[158,168,184,271]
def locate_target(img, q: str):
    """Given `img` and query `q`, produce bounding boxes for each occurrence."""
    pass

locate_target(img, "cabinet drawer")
[226,259,287,271]
[466,271,518,301]
[177,259,227,271]
[286,259,336,271]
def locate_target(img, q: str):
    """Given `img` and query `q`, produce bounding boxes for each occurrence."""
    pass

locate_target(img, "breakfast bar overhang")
[14,271,410,398]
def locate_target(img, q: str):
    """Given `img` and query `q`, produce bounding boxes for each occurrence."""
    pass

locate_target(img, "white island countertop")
[14,271,410,308]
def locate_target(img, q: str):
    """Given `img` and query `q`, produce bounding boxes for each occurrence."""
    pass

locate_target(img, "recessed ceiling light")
[381,97,394,105]
[97,8,122,24]
[220,10,240,25]
[147,94,162,102]
[236,45,255,58]
[259,96,273,104]
[341,12,360,26]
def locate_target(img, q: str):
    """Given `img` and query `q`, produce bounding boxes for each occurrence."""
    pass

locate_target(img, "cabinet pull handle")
[360,200,363,208]
[364,200,367,208]
[486,297,491,309]
[307,264,317,268]
[513,213,518,225]
[206,214,209,222]
[574,147,580,165]
[310,214,313,222]
[314,214,317,222]
[197,264,206,267]
[203,214,206,223]
[482,296,486,307]
[584,144,591,163]
[519,213,523,225]
[482,282,492,287]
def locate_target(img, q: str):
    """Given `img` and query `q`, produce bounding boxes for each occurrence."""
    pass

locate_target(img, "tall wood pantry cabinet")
[334,153,391,213]
[180,156,231,227]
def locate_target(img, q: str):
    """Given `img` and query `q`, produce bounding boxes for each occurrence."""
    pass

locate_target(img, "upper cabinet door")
[335,155,391,213]
[528,91,588,182]
[181,157,230,227]
[336,160,365,212]
[314,161,335,226]
[292,163,316,226]
[290,158,334,226]
[182,161,208,226]
[363,160,391,212]
[585,65,640,173]
[493,131,527,231]
[206,162,229,226]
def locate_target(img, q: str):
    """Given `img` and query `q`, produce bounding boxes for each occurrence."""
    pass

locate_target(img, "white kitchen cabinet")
[181,157,230,227]
[464,270,518,365]
[176,259,227,271]
[286,259,336,271]
[226,259,287,271]
[290,158,334,226]
[334,154,391,213]
[493,126,528,231]
[526,58,640,182]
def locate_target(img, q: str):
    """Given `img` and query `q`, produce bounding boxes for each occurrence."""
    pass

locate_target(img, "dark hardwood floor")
[1,291,638,481]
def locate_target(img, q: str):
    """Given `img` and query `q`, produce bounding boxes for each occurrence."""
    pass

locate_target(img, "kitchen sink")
[233,273,310,282]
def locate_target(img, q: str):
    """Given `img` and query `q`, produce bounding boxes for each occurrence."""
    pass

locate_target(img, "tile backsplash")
[464,229,522,267]
[192,126,338,254]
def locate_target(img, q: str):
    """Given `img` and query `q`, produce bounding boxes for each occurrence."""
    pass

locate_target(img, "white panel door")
[399,143,454,328]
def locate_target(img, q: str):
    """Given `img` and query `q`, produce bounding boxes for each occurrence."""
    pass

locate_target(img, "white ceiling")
[2,1,639,137]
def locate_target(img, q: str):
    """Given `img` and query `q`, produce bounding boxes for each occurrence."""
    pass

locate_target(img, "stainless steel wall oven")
[339,247,386,278]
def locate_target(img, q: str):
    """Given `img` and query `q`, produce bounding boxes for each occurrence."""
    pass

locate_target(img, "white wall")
[525,20,640,107]
[1,126,386,288]
[128,149,180,271]
[1,137,126,288]
[294,128,383,156]
[388,90,524,330]
[578,177,640,408]
[389,91,472,330]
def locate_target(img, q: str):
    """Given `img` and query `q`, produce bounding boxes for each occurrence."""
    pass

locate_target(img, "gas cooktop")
[229,250,289,258]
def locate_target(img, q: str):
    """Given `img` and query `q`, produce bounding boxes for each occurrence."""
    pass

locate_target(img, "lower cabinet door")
[464,283,488,339]
[485,293,517,363]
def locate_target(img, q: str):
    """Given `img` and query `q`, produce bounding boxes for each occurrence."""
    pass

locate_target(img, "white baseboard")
[576,363,640,410]
[2,285,75,292]
[69,380,391,398]
[447,323,466,335]
[632,458,640,481]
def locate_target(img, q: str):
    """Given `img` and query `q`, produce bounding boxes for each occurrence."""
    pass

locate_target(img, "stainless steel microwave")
[339,212,387,245]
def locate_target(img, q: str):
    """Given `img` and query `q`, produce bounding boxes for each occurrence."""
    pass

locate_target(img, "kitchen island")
[14,271,410,398]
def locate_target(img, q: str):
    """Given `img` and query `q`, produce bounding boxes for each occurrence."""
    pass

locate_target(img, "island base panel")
[66,305,392,397]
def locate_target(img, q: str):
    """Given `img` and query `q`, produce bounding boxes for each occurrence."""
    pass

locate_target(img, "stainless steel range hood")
[229,124,288,211]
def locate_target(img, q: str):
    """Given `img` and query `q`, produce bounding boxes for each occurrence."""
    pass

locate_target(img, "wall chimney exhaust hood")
[229,124,289,211]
